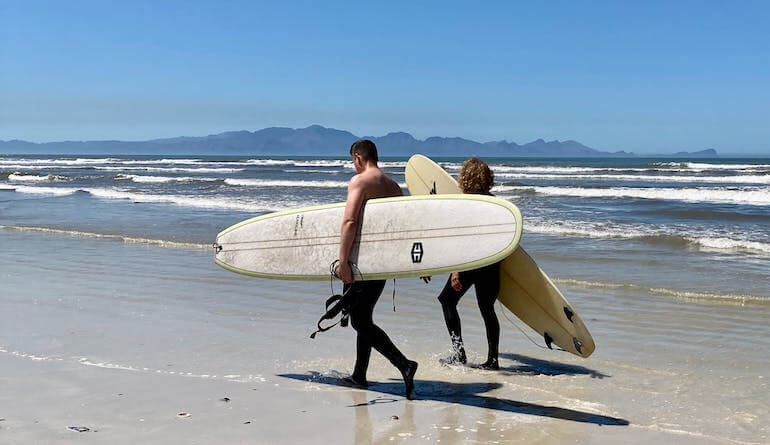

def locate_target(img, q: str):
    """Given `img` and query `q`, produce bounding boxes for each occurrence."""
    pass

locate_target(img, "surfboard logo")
[411,242,423,263]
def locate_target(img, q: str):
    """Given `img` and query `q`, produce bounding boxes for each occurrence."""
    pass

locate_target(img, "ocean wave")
[653,162,770,171]
[553,278,768,306]
[0,225,210,249]
[0,158,121,165]
[108,158,204,165]
[249,159,352,168]
[224,178,350,188]
[224,178,407,188]
[0,164,95,171]
[285,168,342,174]
[446,165,654,173]
[3,184,273,211]
[0,158,205,166]
[114,174,221,183]
[525,222,770,254]
[500,185,770,206]
[8,173,69,182]
[495,172,770,184]
[243,159,296,166]
[693,237,770,253]
[2,183,323,212]
[0,184,76,195]
[95,166,245,173]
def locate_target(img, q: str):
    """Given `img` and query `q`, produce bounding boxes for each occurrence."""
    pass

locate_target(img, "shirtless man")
[337,139,418,399]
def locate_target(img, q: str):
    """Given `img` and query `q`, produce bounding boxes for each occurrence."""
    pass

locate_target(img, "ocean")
[1,155,768,302]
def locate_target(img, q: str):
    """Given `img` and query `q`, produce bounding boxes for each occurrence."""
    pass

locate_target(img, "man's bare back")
[337,144,402,283]
[352,167,402,201]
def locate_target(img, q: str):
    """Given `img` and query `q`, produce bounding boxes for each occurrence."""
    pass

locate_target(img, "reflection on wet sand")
[351,390,417,444]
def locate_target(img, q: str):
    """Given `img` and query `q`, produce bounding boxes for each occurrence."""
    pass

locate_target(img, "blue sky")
[1,1,768,154]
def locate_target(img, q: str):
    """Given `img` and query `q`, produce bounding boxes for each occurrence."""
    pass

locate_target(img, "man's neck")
[361,161,379,172]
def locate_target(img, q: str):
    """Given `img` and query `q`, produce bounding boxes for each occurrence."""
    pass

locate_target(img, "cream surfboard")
[214,194,522,281]
[405,154,595,358]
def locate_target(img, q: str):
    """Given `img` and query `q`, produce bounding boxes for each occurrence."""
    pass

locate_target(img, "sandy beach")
[2,230,767,444]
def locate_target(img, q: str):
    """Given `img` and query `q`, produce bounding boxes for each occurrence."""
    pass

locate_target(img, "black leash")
[309,260,363,339]
[309,261,399,338]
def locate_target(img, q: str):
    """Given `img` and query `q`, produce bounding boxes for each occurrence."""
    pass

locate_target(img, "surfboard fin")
[563,306,575,323]
[544,332,553,350]
[573,338,583,355]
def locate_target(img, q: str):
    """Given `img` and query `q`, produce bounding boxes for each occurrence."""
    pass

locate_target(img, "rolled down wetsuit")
[344,280,409,382]
[437,261,501,364]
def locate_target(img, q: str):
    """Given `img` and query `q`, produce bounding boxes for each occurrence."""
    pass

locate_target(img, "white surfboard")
[214,194,522,281]
[405,154,595,358]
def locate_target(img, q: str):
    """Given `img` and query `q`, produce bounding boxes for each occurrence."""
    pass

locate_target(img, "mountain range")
[0,125,717,157]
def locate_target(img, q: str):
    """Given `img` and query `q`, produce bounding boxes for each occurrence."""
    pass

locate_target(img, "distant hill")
[0,125,716,157]
[660,148,718,157]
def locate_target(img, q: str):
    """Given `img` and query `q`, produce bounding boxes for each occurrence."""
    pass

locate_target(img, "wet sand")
[1,231,767,444]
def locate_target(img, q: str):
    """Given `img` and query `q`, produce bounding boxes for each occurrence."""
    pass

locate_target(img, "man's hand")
[337,261,354,284]
[420,276,431,283]
[450,272,462,291]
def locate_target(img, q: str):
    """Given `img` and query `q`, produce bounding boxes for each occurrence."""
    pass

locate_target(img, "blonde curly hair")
[458,157,494,194]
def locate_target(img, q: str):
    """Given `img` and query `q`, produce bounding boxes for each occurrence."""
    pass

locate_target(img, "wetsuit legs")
[474,263,501,367]
[438,263,501,367]
[437,276,472,363]
[346,281,408,382]
[476,292,500,363]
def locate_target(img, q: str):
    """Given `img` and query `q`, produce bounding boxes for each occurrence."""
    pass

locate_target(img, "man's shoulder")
[348,173,362,186]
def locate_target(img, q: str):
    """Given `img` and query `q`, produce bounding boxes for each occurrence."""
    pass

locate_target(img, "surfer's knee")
[350,314,373,332]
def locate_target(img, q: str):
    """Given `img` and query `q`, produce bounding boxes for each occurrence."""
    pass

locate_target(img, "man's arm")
[338,176,365,283]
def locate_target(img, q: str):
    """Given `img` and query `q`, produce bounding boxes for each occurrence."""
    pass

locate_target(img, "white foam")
[0,158,120,165]
[3,184,78,195]
[243,159,296,166]
[224,178,350,188]
[525,221,770,254]
[495,172,770,184]
[446,165,652,173]
[110,158,203,165]
[8,173,68,182]
[285,169,341,174]
[115,174,220,183]
[504,185,770,206]
[0,164,86,170]
[554,279,768,306]
[95,166,245,173]
[525,222,649,239]
[0,225,211,249]
[685,162,770,170]
[224,178,406,188]
[85,188,277,211]
[2,183,313,211]
[245,159,351,168]
[0,158,205,166]
[694,237,770,254]
[73,357,268,383]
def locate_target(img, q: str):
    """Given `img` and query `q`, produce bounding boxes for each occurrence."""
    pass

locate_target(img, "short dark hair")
[350,139,378,163]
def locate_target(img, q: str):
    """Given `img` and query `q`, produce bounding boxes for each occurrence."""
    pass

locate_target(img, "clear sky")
[1,1,768,154]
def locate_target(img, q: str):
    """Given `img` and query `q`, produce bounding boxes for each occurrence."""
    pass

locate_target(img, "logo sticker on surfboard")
[411,242,423,263]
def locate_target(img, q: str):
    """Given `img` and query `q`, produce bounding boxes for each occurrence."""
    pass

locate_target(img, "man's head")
[350,139,378,172]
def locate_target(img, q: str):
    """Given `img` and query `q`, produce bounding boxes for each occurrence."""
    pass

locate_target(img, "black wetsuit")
[344,280,409,382]
[437,261,501,364]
